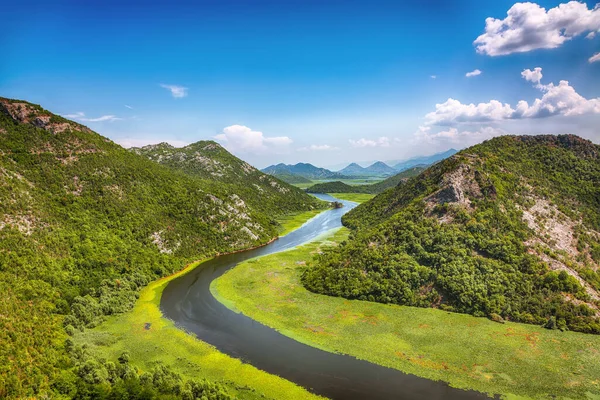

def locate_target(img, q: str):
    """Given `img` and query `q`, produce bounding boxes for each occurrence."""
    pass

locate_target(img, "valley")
[1,98,599,400]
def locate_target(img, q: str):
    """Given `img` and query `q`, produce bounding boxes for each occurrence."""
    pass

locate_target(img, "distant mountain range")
[263,149,457,181]
[391,148,457,171]
[338,161,397,177]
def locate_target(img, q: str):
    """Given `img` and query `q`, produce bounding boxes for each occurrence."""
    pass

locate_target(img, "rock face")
[0,98,91,134]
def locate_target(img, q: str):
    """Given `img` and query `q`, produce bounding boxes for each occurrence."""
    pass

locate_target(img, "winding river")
[161,194,489,400]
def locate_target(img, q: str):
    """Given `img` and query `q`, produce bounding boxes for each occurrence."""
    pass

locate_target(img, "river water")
[160,194,489,400]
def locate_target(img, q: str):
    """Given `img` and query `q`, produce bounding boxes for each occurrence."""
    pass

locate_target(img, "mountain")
[392,148,457,171]
[0,97,321,398]
[338,161,396,177]
[268,173,312,185]
[130,141,317,216]
[262,162,347,180]
[303,135,600,334]
[306,166,426,194]
[338,162,367,176]
[365,161,396,176]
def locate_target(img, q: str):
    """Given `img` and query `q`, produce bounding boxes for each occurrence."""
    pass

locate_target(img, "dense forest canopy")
[0,97,321,398]
[303,135,600,334]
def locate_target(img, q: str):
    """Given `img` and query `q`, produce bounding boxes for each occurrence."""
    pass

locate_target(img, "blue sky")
[1,0,599,168]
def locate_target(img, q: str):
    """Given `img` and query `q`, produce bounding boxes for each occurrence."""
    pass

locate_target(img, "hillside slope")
[0,97,319,398]
[303,135,600,334]
[130,141,319,216]
[262,162,347,179]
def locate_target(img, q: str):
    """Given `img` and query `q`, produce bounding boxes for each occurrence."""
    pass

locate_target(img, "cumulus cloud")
[160,84,188,98]
[474,1,600,56]
[298,144,338,151]
[521,67,543,85]
[214,125,292,154]
[430,75,437,79]
[589,52,600,63]
[348,137,390,148]
[466,69,482,77]
[425,67,600,125]
[425,99,515,125]
[62,112,121,122]
[587,31,597,39]
[415,125,506,145]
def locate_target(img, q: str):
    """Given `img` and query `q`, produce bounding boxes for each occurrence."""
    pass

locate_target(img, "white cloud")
[298,144,338,151]
[349,137,390,148]
[160,84,188,98]
[474,1,600,56]
[589,52,600,63]
[125,104,133,109]
[415,126,505,145]
[63,112,85,119]
[425,67,600,125]
[214,125,292,154]
[587,31,597,39]
[521,67,543,85]
[62,112,121,122]
[425,98,515,125]
[466,69,482,77]
[430,75,437,79]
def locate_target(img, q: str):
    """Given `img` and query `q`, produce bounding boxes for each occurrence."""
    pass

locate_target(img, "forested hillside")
[303,135,600,334]
[130,141,316,216]
[0,97,320,398]
[306,166,426,194]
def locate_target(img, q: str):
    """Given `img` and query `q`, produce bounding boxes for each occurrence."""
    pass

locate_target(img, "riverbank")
[74,213,327,400]
[277,208,325,237]
[212,228,600,400]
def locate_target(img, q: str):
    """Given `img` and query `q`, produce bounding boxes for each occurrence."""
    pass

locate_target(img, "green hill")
[303,135,600,334]
[262,162,347,179]
[306,166,426,194]
[270,173,313,184]
[130,141,318,216]
[0,97,321,398]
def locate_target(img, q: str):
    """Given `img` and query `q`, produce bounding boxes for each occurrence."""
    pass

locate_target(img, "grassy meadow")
[328,192,376,203]
[212,228,600,400]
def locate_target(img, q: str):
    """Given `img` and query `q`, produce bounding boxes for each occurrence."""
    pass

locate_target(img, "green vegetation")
[306,166,426,194]
[303,135,600,334]
[328,193,376,204]
[0,97,321,398]
[268,173,312,185]
[212,228,600,399]
[131,142,321,217]
[73,259,322,400]
[262,162,347,180]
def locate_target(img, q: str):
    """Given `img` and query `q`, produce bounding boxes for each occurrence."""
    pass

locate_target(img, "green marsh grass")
[212,228,600,400]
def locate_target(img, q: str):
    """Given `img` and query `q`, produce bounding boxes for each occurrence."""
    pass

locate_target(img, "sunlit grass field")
[212,228,600,400]
[328,192,376,203]
[291,178,384,190]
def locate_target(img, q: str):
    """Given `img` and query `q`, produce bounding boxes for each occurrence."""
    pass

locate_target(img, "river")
[160,194,489,400]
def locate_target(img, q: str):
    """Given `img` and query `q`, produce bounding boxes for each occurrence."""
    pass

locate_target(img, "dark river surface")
[161,194,490,400]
